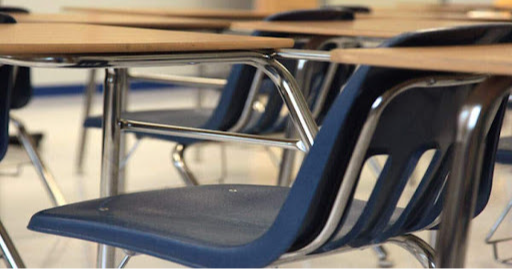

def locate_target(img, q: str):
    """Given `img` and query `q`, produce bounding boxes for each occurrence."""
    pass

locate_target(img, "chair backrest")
[0,13,18,161]
[201,9,354,135]
[227,25,512,268]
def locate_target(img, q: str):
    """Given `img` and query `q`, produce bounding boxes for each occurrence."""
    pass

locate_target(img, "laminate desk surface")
[231,19,482,38]
[9,13,231,30]
[63,6,271,20]
[329,44,512,76]
[0,23,294,55]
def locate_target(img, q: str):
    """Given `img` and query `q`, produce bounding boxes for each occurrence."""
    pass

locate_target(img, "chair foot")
[10,116,67,206]
[171,144,199,186]
[388,234,436,268]
[372,245,393,268]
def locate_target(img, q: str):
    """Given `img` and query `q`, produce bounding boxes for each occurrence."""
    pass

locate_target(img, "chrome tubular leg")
[435,77,512,268]
[218,144,227,184]
[486,198,512,242]
[76,69,97,174]
[276,58,311,186]
[255,57,318,151]
[372,246,393,268]
[277,122,296,187]
[118,70,129,194]
[0,219,24,268]
[389,234,436,268]
[429,230,437,248]
[171,143,199,186]
[10,116,66,207]
[97,68,126,268]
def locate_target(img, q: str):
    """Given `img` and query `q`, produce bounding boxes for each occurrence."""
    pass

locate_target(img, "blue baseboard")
[33,81,178,97]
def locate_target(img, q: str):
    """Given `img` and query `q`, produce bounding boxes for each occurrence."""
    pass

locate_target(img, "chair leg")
[10,116,66,206]
[171,144,199,186]
[485,196,512,264]
[372,246,393,268]
[388,234,436,268]
[76,69,97,174]
[0,219,25,268]
[217,144,228,184]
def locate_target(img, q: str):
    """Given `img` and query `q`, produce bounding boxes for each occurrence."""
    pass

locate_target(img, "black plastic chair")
[80,8,355,186]
[28,24,512,268]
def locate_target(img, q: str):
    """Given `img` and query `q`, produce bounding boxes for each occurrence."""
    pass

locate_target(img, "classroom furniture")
[63,6,271,20]
[231,18,482,39]
[9,12,231,30]
[80,8,355,187]
[0,22,299,268]
[27,24,512,268]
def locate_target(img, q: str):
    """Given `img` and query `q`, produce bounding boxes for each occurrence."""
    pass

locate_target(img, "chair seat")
[28,184,388,267]
[84,108,213,144]
[497,136,512,164]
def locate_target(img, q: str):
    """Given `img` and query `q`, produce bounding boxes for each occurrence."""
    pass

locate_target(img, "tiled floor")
[1,87,512,268]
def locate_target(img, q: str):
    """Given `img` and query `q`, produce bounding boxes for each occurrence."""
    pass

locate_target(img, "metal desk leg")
[96,68,126,268]
[76,69,97,174]
[277,121,297,186]
[435,77,512,267]
[0,219,24,268]
[118,70,129,194]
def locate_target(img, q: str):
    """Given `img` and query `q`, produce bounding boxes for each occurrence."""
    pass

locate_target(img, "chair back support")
[202,9,354,136]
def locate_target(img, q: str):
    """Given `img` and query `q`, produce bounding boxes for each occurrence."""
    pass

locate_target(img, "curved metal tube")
[10,116,67,207]
[279,75,486,261]
[388,235,436,268]
[436,76,512,267]
[171,144,199,186]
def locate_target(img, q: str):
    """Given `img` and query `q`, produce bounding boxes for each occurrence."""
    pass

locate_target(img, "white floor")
[1,87,512,268]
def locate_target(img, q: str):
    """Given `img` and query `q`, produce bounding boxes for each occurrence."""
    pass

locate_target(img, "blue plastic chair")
[81,8,355,186]
[28,24,512,268]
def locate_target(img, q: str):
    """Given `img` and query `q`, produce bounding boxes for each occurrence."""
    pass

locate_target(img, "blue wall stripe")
[33,81,178,97]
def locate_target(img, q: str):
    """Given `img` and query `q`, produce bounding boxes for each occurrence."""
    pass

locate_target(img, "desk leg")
[97,68,126,268]
[435,77,512,267]
[0,219,24,268]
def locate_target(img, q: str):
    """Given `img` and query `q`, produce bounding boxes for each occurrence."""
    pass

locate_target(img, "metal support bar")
[388,235,436,268]
[76,69,97,174]
[0,220,24,268]
[436,76,512,267]
[97,68,126,268]
[128,71,226,89]
[276,49,331,62]
[121,119,306,152]
[10,116,67,207]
